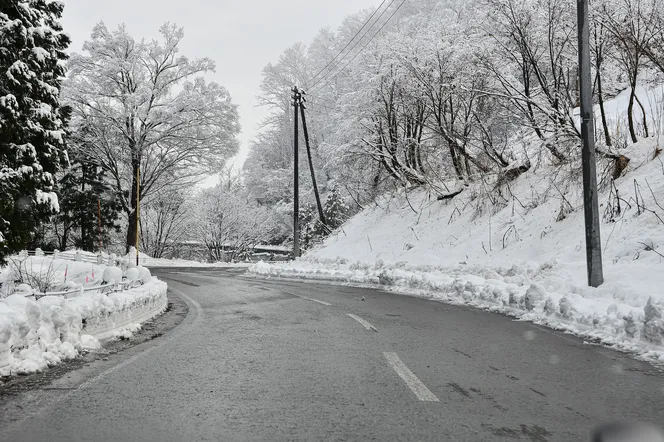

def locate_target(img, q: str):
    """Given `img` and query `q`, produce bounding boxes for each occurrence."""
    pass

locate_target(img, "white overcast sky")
[60,0,380,184]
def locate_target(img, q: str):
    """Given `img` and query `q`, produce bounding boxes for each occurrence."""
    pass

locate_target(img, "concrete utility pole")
[292,86,301,258]
[577,0,604,287]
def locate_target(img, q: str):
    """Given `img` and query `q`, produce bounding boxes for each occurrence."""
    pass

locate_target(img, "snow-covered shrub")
[102,266,122,284]
[5,257,59,294]
[137,266,152,283]
[378,270,395,286]
[125,268,140,282]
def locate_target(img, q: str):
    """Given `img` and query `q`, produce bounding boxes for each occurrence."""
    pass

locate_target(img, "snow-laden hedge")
[0,255,168,376]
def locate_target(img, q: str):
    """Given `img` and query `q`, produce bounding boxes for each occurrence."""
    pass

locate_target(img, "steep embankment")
[252,87,664,363]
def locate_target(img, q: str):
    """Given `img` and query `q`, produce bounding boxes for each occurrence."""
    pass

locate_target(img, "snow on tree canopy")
[0,0,70,263]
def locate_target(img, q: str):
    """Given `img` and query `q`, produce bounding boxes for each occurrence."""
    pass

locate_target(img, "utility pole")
[299,91,327,227]
[291,86,301,258]
[577,0,604,287]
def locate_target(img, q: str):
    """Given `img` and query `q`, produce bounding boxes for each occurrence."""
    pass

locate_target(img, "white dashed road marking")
[300,296,332,306]
[347,313,378,332]
[383,352,440,402]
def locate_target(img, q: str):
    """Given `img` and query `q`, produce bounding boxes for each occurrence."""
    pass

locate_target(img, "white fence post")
[75,250,81,262]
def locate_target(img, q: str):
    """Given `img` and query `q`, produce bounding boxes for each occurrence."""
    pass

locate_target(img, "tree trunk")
[125,158,140,253]
[627,86,638,143]
[60,224,69,251]
[596,71,611,147]
[634,93,649,138]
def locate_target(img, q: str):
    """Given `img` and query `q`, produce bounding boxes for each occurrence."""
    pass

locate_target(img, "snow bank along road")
[1,268,663,441]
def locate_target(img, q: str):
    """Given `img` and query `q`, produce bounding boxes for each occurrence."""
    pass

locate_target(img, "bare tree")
[484,0,580,161]
[195,185,280,262]
[602,0,654,143]
[64,22,240,251]
[140,185,192,258]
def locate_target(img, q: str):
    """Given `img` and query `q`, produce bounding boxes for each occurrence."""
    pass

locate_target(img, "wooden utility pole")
[291,86,301,258]
[299,91,326,227]
[577,0,604,287]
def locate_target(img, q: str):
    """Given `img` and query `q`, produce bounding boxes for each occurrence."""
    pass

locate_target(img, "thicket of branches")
[245,0,664,231]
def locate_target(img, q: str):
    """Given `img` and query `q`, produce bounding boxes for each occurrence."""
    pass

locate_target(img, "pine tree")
[54,153,122,252]
[0,1,70,262]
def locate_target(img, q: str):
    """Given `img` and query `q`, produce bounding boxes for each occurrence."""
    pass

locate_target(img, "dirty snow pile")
[252,88,664,363]
[0,251,167,376]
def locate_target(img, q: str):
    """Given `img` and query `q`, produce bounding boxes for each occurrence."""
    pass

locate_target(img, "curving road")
[1,267,663,441]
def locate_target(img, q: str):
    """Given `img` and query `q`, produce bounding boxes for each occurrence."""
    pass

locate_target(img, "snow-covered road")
[1,267,663,441]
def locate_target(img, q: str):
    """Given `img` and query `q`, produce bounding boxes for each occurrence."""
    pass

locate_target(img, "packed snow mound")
[125,249,253,268]
[0,255,167,376]
[251,136,664,363]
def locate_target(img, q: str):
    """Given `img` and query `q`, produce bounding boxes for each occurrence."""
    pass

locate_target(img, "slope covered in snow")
[251,89,664,363]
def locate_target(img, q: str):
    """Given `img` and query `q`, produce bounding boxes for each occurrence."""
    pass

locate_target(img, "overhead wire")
[307,0,400,91]
[306,0,389,89]
[309,0,408,94]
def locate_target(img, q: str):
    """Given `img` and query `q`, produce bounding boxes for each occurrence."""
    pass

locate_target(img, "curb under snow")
[250,258,664,364]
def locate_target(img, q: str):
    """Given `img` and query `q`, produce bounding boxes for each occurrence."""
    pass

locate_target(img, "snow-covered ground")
[0,254,167,376]
[132,251,254,268]
[251,89,664,364]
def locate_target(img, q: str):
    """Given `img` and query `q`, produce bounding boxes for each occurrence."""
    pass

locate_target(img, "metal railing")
[6,249,145,298]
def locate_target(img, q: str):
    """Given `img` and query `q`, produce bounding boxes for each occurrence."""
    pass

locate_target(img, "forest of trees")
[3,0,664,262]
[243,0,664,253]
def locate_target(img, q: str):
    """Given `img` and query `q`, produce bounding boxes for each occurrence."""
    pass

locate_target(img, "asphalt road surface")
[1,267,663,441]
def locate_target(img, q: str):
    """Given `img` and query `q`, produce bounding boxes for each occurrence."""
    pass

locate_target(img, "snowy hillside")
[252,89,664,363]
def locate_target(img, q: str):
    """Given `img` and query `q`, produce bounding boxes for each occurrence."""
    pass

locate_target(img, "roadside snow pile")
[132,250,253,268]
[0,254,167,376]
[251,134,664,362]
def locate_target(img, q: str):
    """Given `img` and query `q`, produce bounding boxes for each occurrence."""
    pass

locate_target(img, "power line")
[310,0,408,93]
[307,0,389,88]
[308,0,400,91]
[308,0,396,90]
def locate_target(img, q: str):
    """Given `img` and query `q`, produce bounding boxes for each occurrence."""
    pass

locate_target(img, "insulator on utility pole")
[577,0,604,287]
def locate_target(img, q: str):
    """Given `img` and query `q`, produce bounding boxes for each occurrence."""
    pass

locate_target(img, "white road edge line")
[347,313,378,332]
[383,352,440,402]
[301,296,332,306]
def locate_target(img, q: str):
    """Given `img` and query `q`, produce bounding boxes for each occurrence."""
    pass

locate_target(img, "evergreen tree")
[323,187,349,230]
[298,189,350,251]
[54,153,122,252]
[0,0,70,262]
[299,204,317,250]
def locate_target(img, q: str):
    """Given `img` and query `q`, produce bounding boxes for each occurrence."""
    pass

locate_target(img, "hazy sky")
[60,0,380,183]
